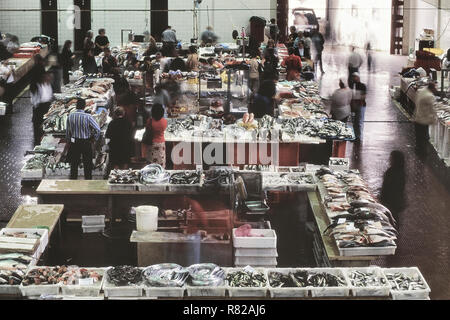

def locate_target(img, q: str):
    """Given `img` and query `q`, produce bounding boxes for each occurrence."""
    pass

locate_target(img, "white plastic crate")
[168,171,203,192]
[82,216,105,226]
[232,229,277,249]
[137,183,169,192]
[234,256,277,266]
[266,268,310,298]
[382,267,431,300]
[342,267,391,297]
[0,104,6,116]
[82,224,105,233]
[338,245,397,257]
[19,267,61,297]
[103,270,143,298]
[225,268,268,298]
[234,248,278,257]
[0,228,49,258]
[0,284,21,296]
[108,183,138,191]
[186,285,226,297]
[60,268,106,297]
[20,165,44,180]
[143,286,185,298]
[307,268,351,298]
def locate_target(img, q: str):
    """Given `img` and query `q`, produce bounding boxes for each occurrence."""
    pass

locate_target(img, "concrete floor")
[0,46,449,299]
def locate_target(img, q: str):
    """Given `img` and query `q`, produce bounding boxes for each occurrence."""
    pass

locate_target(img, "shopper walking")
[303,31,312,60]
[281,47,302,81]
[249,80,276,118]
[66,99,101,180]
[347,46,363,87]
[366,42,373,72]
[105,107,133,170]
[350,72,367,142]
[262,48,279,81]
[330,79,352,122]
[94,29,110,56]
[47,54,62,94]
[293,31,305,57]
[312,29,325,74]
[248,53,261,95]
[379,150,406,226]
[30,72,53,145]
[145,104,168,168]
[60,40,75,85]
[83,30,94,55]
[287,26,298,49]
[201,26,218,45]
[413,82,438,157]
[268,19,279,43]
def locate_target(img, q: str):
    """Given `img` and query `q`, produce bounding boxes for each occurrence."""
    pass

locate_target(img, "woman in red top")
[145,104,168,168]
[281,47,302,81]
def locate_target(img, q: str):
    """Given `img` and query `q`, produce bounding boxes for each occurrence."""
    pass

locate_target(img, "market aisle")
[318,45,450,300]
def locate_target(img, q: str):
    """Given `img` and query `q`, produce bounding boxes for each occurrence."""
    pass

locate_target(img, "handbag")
[142,119,153,145]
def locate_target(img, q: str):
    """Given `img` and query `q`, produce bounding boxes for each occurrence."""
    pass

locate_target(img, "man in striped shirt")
[66,99,101,180]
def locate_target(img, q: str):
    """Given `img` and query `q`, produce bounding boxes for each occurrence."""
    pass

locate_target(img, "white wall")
[329,0,392,51]
[168,0,274,43]
[437,7,450,51]
[91,0,151,47]
[0,0,41,44]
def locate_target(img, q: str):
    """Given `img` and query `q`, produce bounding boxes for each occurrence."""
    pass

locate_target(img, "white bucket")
[136,206,159,232]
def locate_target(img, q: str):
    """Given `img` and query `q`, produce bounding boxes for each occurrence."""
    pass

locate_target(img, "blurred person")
[60,40,75,85]
[350,72,367,142]
[312,29,325,74]
[6,36,19,54]
[0,60,15,113]
[302,31,312,60]
[145,103,167,167]
[30,72,53,145]
[105,106,133,169]
[262,48,279,81]
[117,91,138,127]
[287,26,298,48]
[249,80,276,118]
[47,54,62,93]
[268,19,279,43]
[413,82,438,157]
[0,42,12,61]
[83,30,94,55]
[66,99,101,180]
[94,29,110,55]
[330,79,352,122]
[140,56,155,93]
[347,46,363,87]
[294,31,305,57]
[248,53,261,95]
[102,47,118,75]
[281,47,302,81]
[161,26,177,46]
[442,48,450,80]
[186,46,199,72]
[144,36,158,56]
[366,42,373,72]
[201,26,218,45]
[169,52,187,72]
[379,150,406,226]
[82,48,98,75]
[263,39,278,57]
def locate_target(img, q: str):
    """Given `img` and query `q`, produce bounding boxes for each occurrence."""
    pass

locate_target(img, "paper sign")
[337,218,346,224]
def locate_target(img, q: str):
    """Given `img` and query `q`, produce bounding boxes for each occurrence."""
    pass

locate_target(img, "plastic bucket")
[136,206,159,232]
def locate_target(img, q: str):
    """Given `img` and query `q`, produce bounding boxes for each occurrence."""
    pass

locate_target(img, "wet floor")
[0,46,449,299]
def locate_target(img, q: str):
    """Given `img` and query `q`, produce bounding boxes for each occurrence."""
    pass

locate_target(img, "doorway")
[74,0,91,51]
[41,0,59,49]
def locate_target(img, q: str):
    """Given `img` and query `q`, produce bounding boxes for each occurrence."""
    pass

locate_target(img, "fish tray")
[232,228,277,249]
[308,268,351,298]
[137,183,169,192]
[19,267,61,297]
[266,268,310,298]
[103,282,143,298]
[82,224,105,233]
[20,165,44,180]
[328,157,350,172]
[288,184,317,192]
[382,267,431,300]
[225,268,268,298]
[0,228,49,258]
[168,170,203,193]
[234,248,278,257]
[338,245,397,257]
[186,285,227,297]
[143,286,185,298]
[342,267,391,297]
[234,256,277,267]
[60,268,106,297]
[107,183,138,191]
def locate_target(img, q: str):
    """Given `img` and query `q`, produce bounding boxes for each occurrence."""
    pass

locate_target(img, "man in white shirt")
[414,82,438,158]
[347,46,363,87]
[161,26,177,45]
